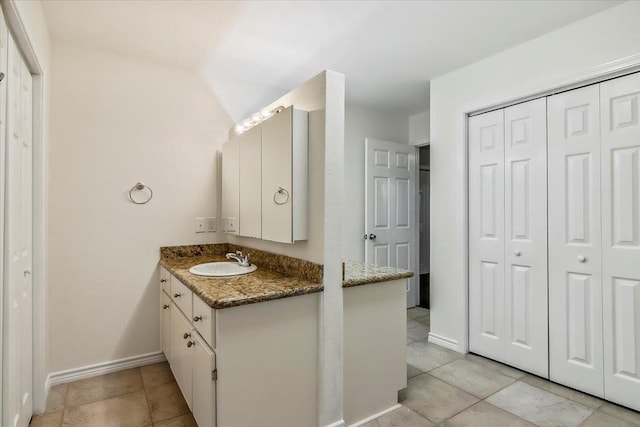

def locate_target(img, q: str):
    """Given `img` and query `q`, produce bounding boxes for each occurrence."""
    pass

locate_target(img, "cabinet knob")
[173,293,181,298]
[163,304,169,310]
[514,250,521,256]
[187,341,194,348]
[193,315,202,322]
[578,255,586,263]
[183,332,191,339]
[160,279,167,283]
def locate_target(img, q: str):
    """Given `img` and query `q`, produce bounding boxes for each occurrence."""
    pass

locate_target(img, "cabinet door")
[468,109,506,363]
[161,291,172,363]
[239,125,262,238]
[262,107,293,243]
[548,85,604,397]
[503,99,548,377]
[192,332,216,427]
[170,304,193,408]
[222,139,239,234]
[600,73,640,411]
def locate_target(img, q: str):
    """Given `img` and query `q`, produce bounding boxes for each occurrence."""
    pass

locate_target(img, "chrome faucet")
[226,250,251,267]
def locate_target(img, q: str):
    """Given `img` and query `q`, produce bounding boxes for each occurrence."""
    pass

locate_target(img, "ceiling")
[42,0,622,121]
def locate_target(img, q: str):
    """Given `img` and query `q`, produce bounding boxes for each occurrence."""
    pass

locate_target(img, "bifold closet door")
[548,85,604,397]
[600,73,640,411]
[469,109,506,363]
[469,99,548,376]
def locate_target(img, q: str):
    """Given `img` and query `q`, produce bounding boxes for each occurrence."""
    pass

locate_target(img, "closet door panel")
[469,110,506,362]
[504,98,548,377]
[548,85,604,397]
[601,72,640,411]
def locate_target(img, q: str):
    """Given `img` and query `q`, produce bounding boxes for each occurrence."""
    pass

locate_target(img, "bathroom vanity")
[159,244,323,427]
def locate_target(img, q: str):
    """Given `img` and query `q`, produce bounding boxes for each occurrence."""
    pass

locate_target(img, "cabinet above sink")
[222,105,308,244]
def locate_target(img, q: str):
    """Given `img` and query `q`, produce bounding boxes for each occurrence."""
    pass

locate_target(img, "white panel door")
[170,305,193,409]
[600,72,640,411]
[161,291,172,364]
[3,35,33,427]
[548,84,604,397]
[469,110,506,362]
[365,138,417,307]
[503,99,548,377]
[238,125,261,239]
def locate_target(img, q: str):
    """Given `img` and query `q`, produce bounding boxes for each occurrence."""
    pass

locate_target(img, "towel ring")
[128,182,153,205]
[273,186,290,205]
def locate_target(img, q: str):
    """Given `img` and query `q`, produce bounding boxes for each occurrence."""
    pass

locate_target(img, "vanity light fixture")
[235,105,286,135]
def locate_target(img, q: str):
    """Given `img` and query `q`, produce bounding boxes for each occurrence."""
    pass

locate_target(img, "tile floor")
[30,307,640,427]
[30,362,196,427]
[364,306,640,427]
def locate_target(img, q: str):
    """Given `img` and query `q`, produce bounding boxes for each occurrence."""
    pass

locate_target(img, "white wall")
[48,41,233,373]
[342,105,408,262]
[429,1,640,352]
[409,110,429,146]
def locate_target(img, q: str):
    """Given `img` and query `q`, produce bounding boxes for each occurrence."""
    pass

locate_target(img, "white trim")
[325,420,346,427]
[428,332,462,353]
[348,404,401,427]
[48,352,166,387]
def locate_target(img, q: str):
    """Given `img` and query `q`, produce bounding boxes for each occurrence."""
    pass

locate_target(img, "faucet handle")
[244,253,251,263]
[236,250,243,256]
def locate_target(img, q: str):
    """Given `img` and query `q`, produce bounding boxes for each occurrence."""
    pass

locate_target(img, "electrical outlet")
[195,217,205,233]
[206,217,216,232]
[227,217,237,233]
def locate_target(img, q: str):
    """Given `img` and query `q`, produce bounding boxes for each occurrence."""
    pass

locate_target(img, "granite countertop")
[160,245,323,309]
[343,261,414,288]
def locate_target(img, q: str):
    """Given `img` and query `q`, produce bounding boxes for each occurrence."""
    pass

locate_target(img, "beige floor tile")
[442,401,534,427]
[600,403,640,425]
[406,340,461,373]
[407,364,422,379]
[147,381,189,423]
[154,413,198,427]
[407,307,429,320]
[463,353,525,379]
[430,358,515,398]
[401,373,479,424]
[62,390,151,427]
[30,410,63,427]
[362,405,434,427]
[407,325,429,342]
[415,316,430,326]
[487,381,594,427]
[581,410,639,427]
[520,374,604,409]
[140,362,175,389]
[66,368,143,407]
[45,384,68,413]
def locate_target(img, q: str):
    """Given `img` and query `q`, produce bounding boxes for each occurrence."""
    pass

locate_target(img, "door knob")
[187,341,194,348]
[578,255,586,263]
[514,250,521,256]
[24,268,32,277]
[183,332,191,339]
[193,315,202,322]
[363,234,368,240]
[163,304,169,310]
[369,234,377,240]
[160,279,167,283]
[173,293,181,298]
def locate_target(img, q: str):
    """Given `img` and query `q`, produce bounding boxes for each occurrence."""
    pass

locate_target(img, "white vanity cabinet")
[221,138,239,234]
[261,106,308,243]
[192,332,217,427]
[238,125,262,239]
[221,105,308,243]
[160,289,172,363]
[170,304,194,408]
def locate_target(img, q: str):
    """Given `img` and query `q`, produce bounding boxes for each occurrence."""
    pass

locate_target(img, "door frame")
[462,56,640,355]
[2,0,47,413]
[414,142,430,308]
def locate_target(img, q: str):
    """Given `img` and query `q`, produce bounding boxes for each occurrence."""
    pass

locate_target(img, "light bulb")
[260,108,271,118]
[235,124,245,134]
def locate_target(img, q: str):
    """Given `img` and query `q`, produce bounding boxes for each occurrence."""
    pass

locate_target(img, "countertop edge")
[343,271,414,288]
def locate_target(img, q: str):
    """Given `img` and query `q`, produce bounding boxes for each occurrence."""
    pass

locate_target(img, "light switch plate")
[227,217,237,233]
[195,217,205,233]
[206,217,216,232]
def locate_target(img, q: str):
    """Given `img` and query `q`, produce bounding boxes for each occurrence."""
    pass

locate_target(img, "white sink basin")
[189,262,257,277]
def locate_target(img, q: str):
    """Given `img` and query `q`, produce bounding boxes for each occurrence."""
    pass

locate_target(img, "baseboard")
[325,419,346,427]
[428,332,462,353]
[48,351,166,387]
[348,403,401,427]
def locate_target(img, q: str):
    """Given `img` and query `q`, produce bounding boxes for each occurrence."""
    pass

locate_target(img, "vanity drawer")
[160,267,170,293]
[193,295,216,348]
[170,276,193,319]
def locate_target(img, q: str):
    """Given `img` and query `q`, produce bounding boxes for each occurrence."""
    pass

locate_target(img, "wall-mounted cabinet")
[222,105,308,243]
